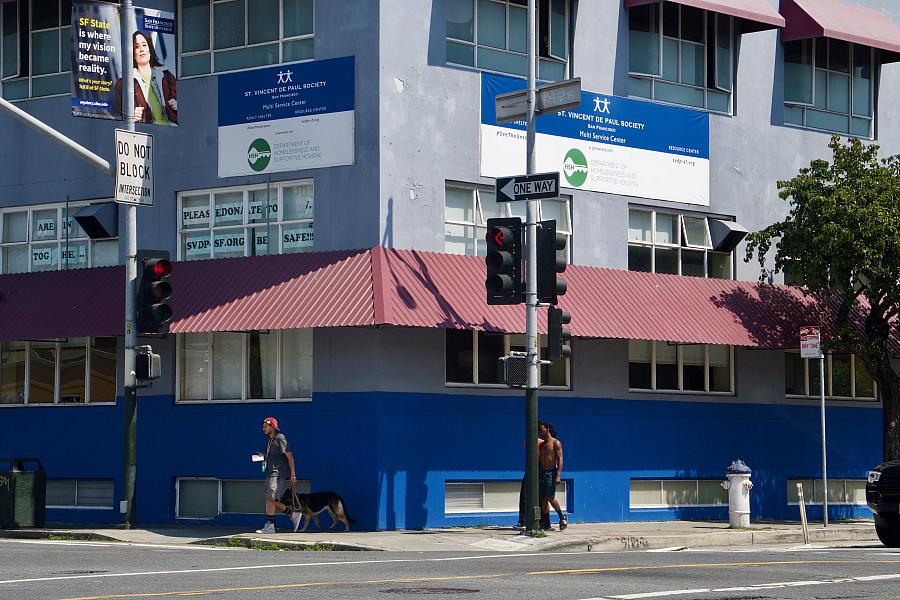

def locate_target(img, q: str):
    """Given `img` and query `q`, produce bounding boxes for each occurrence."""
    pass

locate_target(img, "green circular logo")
[247,138,272,172]
[562,148,588,187]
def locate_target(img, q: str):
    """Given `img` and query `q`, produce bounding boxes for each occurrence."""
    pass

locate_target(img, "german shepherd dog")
[280,489,356,532]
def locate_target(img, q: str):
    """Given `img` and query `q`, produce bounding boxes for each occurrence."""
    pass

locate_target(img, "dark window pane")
[829,39,850,72]
[809,358,822,396]
[831,353,852,397]
[682,346,704,391]
[90,337,117,403]
[629,362,651,389]
[680,5,704,43]
[31,0,59,30]
[855,355,875,398]
[478,332,505,384]
[814,39,826,69]
[445,330,473,383]
[681,249,705,277]
[785,352,805,395]
[655,248,678,274]
[628,245,652,272]
[181,0,210,52]
[663,2,678,38]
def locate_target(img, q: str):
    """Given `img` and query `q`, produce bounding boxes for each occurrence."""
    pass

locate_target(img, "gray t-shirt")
[264,433,291,478]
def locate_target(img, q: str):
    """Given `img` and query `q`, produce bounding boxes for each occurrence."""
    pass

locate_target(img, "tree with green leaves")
[745,136,900,461]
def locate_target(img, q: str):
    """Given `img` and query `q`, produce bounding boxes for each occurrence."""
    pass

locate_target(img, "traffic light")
[485,217,524,305]
[548,307,572,362]
[537,220,567,305]
[136,250,173,335]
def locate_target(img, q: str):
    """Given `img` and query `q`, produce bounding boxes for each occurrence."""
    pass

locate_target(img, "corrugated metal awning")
[624,0,785,32]
[0,247,884,351]
[780,0,900,62]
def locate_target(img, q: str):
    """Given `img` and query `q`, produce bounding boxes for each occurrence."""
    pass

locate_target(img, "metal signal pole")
[523,0,541,534]
[121,0,138,528]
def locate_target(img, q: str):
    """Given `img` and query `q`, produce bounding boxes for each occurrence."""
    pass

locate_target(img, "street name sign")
[496,172,560,202]
[800,326,821,359]
[495,77,582,124]
[115,129,154,206]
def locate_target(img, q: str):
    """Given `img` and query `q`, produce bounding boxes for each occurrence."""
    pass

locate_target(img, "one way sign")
[496,172,560,202]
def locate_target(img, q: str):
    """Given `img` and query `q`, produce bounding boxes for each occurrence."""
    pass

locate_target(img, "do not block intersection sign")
[115,129,154,206]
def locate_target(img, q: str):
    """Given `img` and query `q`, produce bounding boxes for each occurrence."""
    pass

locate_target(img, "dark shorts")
[540,468,557,499]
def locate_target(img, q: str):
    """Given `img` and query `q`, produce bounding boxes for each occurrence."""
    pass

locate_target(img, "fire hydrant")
[721,459,753,528]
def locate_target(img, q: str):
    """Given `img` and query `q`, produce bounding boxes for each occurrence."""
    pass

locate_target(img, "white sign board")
[115,129,154,206]
[800,326,821,359]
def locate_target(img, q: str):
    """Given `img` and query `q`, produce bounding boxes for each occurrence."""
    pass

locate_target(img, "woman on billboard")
[115,30,177,125]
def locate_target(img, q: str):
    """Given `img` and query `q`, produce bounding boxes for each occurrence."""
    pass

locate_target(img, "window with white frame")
[179,0,314,77]
[784,351,876,400]
[445,185,571,258]
[446,0,569,81]
[628,340,733,393]
[628,208,732,279]
[629,479,728,509]
[787,478,866,505]
[445,329,569,388]
[178,330,312,402]
[176,477,312,519]
[46,479,114,509]
[784,39,875,138]
[178,181,313,261]
[0,0,72,100]
[1,203,119,274]
[0,337,117,405]
[445,480,567,514]
[628,2,733,113]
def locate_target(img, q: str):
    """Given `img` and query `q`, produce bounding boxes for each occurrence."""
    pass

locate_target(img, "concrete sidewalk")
[0,520,880,553]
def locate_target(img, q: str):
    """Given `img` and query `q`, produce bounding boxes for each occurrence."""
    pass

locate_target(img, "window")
[446,0,569,81]
[178,181,314,261]
[176,477,312,519]
[628,209,732,279]
[0,0,72,99]
[179,0,314,77]
[178,329,313,402]
[784,39,874,138]
[445,480,566,514]
[629,340,733,393]
[0,337,117,405]
[787,479,867,505]
[446,329,569,388]
[784,351,876,400]
[1,203,119,274]
[629,479,728,508]
[46,479,114,509]
[445,185,571,259]
[628,3,733,113]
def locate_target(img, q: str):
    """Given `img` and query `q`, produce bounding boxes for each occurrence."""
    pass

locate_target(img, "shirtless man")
[538,421,567,530]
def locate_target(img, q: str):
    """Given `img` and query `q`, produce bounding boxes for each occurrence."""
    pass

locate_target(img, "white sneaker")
[255,522,276,534]
[290,511,302,532]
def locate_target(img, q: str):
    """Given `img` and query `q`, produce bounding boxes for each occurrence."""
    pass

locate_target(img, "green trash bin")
[0,458,46,529]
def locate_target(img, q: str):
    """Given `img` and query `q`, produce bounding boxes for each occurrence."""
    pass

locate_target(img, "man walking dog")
[255,417,301,533]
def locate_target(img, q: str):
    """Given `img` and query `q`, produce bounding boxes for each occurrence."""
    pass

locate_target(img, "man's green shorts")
[540,468,557,498]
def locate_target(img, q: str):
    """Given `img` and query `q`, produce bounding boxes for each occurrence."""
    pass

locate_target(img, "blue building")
[0,0,897,530]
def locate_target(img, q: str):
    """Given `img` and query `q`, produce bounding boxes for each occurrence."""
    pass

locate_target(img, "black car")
[867,460,900,547]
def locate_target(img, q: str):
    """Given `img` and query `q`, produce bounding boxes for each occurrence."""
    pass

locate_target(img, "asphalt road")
[2,539,900,600]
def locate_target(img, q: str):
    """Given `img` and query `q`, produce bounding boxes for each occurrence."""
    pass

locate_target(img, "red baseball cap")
[262,417,279,430]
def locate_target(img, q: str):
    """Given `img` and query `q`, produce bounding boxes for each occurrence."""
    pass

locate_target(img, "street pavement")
[0,519,880,553]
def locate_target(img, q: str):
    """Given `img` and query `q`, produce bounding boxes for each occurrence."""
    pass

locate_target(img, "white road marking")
[0,539,226,551]
[575,572,900,600]
[0,549,598,585]
[645,547,687,553]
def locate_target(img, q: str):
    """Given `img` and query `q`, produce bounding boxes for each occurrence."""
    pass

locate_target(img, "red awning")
[624,0,785,32]
[780,0,900,62]
[0,248,890,351]
[0,267,123,341]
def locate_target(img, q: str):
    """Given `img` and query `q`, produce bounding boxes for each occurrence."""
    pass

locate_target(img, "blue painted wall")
[0,392,880,529]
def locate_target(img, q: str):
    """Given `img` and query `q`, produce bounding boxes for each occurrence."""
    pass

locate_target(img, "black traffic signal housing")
[136,250,173,335]
[485,217,524,305]
[548,307,572,362]
[537,220,568,305]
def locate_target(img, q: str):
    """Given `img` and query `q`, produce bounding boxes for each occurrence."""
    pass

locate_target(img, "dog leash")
[291,479,300,508]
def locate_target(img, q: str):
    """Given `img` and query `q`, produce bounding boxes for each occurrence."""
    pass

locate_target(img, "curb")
[0,529,120,543]
[194,535,383,552]
[542,527,879,553]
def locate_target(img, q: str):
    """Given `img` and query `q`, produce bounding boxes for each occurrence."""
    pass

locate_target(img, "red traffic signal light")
[136,250,173,335]
[485,218,524,305]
